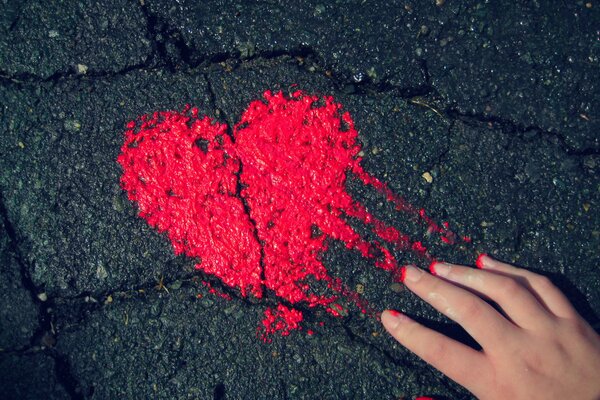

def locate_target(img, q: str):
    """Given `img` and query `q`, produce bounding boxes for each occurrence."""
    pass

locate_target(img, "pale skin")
[381,254,600,400]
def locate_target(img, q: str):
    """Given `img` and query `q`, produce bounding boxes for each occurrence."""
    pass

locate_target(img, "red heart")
[118,90,461,338]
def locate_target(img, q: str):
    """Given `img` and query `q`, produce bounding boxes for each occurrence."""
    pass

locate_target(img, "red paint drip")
[118,90,470,338]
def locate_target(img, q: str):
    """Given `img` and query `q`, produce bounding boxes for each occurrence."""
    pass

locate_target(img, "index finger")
[381,310,491,392]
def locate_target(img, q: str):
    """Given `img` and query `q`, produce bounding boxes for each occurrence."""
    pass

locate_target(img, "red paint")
[260,304,304,341]
[118,109,263,298]
[476,253,488,269]
[118,90,468,338]
[201,281,233,300]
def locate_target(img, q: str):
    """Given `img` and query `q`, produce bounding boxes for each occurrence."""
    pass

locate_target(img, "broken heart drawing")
[118,90,466,339]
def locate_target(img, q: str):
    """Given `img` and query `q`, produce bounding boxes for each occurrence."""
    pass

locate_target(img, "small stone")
[436,0,445,6]
[371,147,380,155]
[390,282,403,293]
[355,283,365,294]
[96,263,108,280]
[85,296,98,303]
[237,42,255,58]
[366,67,377,79]
[422,171,433,183]
[40,332,56,348]
[169,280,182,290]
[64,120,81,132]
[37,292,48,302]
[76,64,88,74]
[105,295,113,304]
[583,203,591,212]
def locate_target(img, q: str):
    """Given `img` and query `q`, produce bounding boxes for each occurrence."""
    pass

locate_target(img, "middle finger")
[402,265,515,350]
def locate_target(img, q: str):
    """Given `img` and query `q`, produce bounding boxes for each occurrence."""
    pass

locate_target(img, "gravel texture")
[0,1,598,399]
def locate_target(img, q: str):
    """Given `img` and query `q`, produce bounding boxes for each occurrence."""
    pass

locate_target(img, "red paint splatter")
[118,90,468,338]
[201,280,233,301]
[260,304,304,340]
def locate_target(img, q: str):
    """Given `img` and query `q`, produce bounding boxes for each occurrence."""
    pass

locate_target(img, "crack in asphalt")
[341,323,466,398]
[0,191,83,399]
[445,108,600,156]
[1,45,596,158]
[0,191,47,347]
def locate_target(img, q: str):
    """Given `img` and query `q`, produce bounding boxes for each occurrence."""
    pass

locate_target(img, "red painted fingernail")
[388,309,401,317]
[428,260,438,275]
[403,265,423,282]
[400,266,407,283]
[476,253,488,269]
[431,262,451,277]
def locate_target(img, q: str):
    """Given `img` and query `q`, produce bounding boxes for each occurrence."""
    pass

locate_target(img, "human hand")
[381,255,600,400]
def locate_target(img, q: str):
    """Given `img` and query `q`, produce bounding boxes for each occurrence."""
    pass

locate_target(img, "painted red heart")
[118,90,462,338]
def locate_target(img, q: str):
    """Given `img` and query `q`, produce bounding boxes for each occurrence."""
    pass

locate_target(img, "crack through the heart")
[117,89,470,341]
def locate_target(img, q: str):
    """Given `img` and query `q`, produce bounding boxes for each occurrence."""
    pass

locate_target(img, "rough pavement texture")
[1,1,598,399]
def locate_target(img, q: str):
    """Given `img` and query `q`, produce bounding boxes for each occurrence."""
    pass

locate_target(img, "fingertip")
[428,260,438,275]
[381,309,410,331]
[400,265,407,283]
[475,253,488,269]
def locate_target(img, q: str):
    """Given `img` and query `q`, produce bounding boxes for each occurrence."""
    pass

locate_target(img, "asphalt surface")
[0,1,598,399]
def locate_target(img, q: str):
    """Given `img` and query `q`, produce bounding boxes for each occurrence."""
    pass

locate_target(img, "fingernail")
[431,261,452,277]
[381,309,411,327]
[476,253,489,269]
[403,265,424,283]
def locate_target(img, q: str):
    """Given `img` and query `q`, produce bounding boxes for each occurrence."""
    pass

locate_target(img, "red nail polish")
[476,253,488,269]
[428,260,438,275]
[387,310,402,317]
[400,266,407,283]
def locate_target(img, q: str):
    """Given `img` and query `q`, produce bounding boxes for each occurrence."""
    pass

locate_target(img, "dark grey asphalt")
[1,1,598,399]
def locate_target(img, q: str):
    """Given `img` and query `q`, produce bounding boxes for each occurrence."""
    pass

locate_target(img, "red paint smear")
[118,90,468,338]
